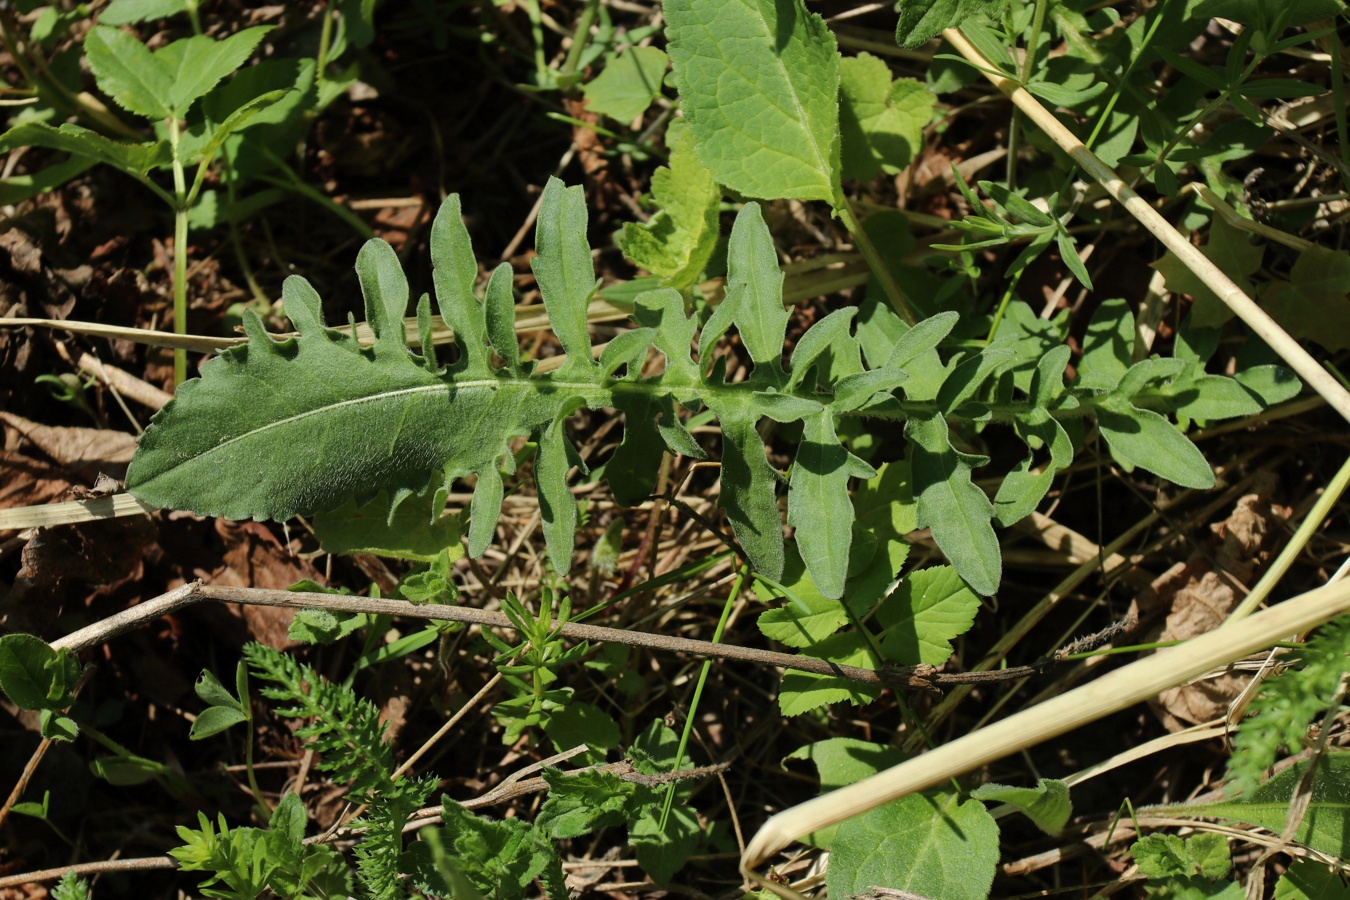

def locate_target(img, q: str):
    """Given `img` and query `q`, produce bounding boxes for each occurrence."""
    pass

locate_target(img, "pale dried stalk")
[741,576,1350,877]
[0,492,155,531]
[940,27,1350,426]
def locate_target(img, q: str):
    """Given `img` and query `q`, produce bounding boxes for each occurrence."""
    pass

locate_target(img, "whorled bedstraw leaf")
[905,415,1000,596]
[839,53,935,181]
[620,130,720,291]
[581,46,668,123]
[874,565,980,665]
[665,0,843,204]
[827,789,999,900]
[971,777,1072,835]
[897,0,1011,48]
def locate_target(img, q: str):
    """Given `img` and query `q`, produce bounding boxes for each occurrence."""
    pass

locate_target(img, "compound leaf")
[159,26,273,116]
[875,565,980,665]
[85,25,173,119]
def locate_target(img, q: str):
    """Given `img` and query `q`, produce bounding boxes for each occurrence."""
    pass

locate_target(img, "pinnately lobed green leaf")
[664,0,843,204]
[127,181,876,591]
[127,181,1290,599]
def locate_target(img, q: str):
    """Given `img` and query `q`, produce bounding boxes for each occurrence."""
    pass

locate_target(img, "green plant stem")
[168,118,190,386]
[524,0,549,85]
[316,3,335,82]
[659,565,745,830]
[560,0,601,77]
[1327,26,1350,192]
[184,0,202,34]
[1084,3,1165,151]
[836,199,916,326]
[1007,0,1049,189]
[242,708,269,821]
[1143,53,1264,183]
[258,167,375,240]
[1227,453,1350,623]
[985,266,1025,342]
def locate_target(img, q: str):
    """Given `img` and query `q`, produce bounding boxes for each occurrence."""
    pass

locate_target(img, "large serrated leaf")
[157,26,273,116]
[827,790,999,900]
[666,0,842,204]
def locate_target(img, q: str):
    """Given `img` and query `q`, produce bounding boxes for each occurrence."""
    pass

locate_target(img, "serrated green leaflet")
[665,0,843,204]
[85,25,174,119]
[875,565,980,665]
[971,777,1072,835]
[619,130,720,291]
[897,0,1012,48]
[839,53,935,181]
[827,790,999,900]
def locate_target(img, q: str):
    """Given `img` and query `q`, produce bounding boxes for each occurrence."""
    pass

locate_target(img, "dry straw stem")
[741,576,1350,878]
[940,27,1350,426]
